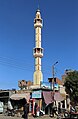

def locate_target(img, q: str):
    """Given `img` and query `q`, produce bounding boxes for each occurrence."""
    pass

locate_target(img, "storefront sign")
[32,90,42,98]
[54,83,59,90]
[41,82,51,89]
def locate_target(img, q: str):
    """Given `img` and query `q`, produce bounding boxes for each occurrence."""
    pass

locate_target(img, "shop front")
[10,93,30,116]
[30,90,42,116]
[30,88,52,115]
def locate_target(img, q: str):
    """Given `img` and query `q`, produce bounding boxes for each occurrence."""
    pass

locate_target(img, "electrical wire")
[0,56,34,71]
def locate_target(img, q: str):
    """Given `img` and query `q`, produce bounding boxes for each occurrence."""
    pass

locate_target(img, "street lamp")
[50,61,58,117]
[52,61,58,90]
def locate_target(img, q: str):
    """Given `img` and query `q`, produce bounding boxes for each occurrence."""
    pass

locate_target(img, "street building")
[0,8,69,118]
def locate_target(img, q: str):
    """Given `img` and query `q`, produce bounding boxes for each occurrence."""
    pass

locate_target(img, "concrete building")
[62,69,74,84]
[18,80,33,90]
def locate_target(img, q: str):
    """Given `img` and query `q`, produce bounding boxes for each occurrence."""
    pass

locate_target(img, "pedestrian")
[50,102,54,117]
[58,102,61,114]
[36,105,40,117]
[7,99,14,116]
[23,98,29,119]
[34,103,38,117]
[7,99,13,111]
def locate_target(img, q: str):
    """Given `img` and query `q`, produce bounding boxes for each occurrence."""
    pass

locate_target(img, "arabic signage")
[32,90,42,98]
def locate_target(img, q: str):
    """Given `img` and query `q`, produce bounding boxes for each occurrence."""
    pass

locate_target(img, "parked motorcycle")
[4,108,15,116]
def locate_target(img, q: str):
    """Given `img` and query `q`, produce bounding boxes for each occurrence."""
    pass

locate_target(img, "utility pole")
[50,61,58,117]
[52,61,58,90]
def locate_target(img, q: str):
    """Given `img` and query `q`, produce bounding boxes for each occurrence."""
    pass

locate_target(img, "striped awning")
[10,93,30,103]
[43,91,54,105]
[43,91,64,105]
[54,92,64,101]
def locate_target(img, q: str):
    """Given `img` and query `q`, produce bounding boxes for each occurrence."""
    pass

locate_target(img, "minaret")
[33,9,43,85]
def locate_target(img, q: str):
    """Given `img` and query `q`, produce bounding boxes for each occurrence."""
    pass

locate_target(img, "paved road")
[0,114,56,119]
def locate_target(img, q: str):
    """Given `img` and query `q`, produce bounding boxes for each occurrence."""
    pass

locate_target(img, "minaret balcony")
[34,19,43,28]
[33,53,43,58]
[33,48,43,58]
[34,18,42,24]
[34,23,42,28]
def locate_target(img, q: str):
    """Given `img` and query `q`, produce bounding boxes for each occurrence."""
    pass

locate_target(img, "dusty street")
[0,114,56,119]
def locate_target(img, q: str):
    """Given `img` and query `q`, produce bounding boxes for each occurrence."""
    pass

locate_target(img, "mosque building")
[0,8,67,116]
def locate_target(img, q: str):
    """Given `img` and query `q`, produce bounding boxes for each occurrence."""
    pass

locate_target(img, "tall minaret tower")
[33,9,43,85]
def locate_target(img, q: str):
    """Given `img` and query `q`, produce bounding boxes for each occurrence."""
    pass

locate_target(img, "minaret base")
[33,71,43,85]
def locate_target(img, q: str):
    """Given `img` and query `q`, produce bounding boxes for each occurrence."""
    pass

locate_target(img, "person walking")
[23,98,29,119]
[34,103,38,117]
[58,102,61,114]
[50,102,54,117]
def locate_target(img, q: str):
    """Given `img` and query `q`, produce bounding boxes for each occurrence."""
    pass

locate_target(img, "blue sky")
[0,0,78,90]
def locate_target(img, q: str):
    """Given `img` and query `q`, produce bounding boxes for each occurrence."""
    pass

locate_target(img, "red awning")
[43,91,64,105]
[43,91,54,105]
[54,92,64,101]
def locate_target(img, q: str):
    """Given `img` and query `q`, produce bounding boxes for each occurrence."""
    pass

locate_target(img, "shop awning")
[43,91,54,105]
[43,91,64,105]
[54,92,64,101]
[10,93,30,103]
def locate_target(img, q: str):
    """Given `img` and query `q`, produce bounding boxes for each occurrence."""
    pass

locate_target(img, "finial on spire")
[38,3,39,9]
[36,0,40,13]
[38,0,40,10]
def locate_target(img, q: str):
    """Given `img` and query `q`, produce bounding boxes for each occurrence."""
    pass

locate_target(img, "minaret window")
[37,19,42,23]
[38,15,39,18]
[36,48,40,53]
[34,19,42,24]
[33,48,43,54]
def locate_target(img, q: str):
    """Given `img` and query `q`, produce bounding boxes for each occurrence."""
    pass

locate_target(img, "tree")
[64,70,78,105]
